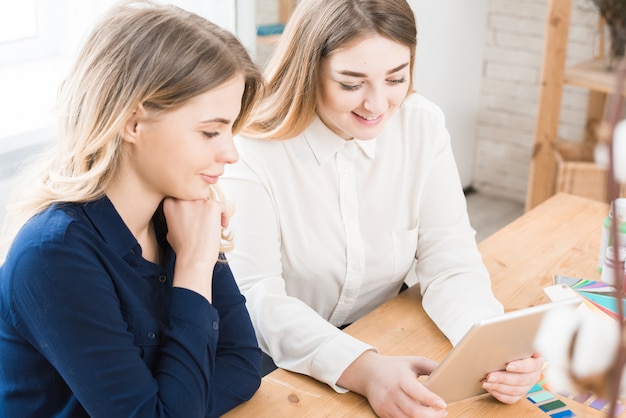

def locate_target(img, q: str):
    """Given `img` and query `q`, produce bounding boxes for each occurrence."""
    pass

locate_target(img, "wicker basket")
[554,140,626,202]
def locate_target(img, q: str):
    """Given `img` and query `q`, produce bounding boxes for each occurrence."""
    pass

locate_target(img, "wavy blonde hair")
[0,0,263,258]
[244,0,417,140]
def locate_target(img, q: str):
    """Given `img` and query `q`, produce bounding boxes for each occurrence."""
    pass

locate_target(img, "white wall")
[473,0,597,203]
[409,0,489,189]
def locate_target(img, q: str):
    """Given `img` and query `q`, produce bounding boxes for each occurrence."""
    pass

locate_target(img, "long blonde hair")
[0,0,263,258]
[244,0,417,140]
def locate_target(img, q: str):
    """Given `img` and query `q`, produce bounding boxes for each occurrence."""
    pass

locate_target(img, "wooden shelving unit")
[256,0,295,45]
[564,59,626,94]
[525,0,626,211]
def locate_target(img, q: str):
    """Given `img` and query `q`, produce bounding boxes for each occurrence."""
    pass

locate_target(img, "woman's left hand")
[482,352,543,404]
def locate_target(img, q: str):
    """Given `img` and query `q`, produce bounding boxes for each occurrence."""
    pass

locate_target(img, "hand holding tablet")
[423,297,582,403]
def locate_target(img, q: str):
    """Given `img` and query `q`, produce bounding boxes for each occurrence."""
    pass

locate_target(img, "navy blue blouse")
[0,197,261,417]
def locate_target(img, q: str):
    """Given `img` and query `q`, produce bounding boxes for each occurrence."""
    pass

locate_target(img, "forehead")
[324,35,411,72]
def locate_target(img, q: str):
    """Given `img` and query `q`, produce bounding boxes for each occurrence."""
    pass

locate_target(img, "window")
[0,0,59,67]
[0,0,254,155]
[0,1,37,43]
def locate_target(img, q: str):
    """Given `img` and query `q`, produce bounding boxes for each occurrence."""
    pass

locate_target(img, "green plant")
[591,0,626,68]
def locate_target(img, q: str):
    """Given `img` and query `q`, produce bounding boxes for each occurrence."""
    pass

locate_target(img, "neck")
[104,176,163,264]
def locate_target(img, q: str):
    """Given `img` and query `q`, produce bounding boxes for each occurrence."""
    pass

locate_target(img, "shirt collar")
[81,195,140,258]
[303,115,377,165]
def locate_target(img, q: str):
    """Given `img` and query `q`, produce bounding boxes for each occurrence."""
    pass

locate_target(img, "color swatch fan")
[553,276,626,321]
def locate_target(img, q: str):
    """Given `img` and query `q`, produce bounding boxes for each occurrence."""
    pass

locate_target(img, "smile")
[355,113,382,121]
[353,112,384,124]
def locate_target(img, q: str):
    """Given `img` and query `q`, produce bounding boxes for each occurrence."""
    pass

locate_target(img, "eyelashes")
[339,83,361,91]
[339,78,407,91]
[202,131,220,139]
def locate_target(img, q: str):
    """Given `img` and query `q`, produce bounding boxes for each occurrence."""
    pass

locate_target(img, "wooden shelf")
[255,0,295,46]
[256,34,282,45]
[525,0,626,210]
[564,58,626,95]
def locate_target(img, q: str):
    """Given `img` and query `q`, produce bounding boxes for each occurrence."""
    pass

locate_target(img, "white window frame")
[0,0,61,67]
[0,0,255,156]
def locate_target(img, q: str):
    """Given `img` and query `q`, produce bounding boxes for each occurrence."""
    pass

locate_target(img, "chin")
[353,129,382,141]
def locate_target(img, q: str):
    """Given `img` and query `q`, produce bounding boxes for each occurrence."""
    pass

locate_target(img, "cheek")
[391,88,410,106]
[328,93,363,115]
[319,81,353,111]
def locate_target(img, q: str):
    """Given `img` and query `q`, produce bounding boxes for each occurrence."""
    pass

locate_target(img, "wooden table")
[225,193,618,417]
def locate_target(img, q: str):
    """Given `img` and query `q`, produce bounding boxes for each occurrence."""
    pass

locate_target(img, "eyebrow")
[200,118,230,125]
[337,62,410,78]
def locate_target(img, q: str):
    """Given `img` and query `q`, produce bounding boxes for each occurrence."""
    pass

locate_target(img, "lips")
[356,113,380,121]
[200,173,222,184]
[353,112,384,124]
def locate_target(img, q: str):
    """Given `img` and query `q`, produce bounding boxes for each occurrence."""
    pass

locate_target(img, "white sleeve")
[415,119,504,346]
[221,158,374,392]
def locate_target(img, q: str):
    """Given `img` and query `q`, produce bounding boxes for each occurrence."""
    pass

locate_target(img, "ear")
[119,104,148,144]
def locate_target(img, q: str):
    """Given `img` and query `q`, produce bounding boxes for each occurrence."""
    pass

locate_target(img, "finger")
[396,396,448,418]
[221,209,230,228]
[398,402,448,418]
[505,356,544,374]
[483,375,537,404]
[412,357,439,375]
[485,369,541,389]
[485,387,524,405]
[400,377,447,412]
[389,390,448,418]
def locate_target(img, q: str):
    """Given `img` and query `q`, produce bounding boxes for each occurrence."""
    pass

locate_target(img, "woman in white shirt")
[221,0,543,416]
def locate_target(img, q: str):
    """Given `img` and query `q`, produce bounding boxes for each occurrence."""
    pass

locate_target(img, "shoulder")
[398,93,446,125]
[2,203,95,276]
[11,204,82,250]
[234,134,294,158]
[0,204,86,318]
[229,134,306,179]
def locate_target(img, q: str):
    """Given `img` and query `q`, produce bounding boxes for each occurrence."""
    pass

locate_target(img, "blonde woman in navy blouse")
[221,0,543,417]
[0,2,264,417]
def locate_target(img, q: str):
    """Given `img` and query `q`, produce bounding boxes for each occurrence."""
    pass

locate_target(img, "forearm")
[336,350,377,394]
[172,259,216,303]
[207,263,263,415]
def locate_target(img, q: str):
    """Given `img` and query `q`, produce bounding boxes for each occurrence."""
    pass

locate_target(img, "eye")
[339,83,362,91]
[388,77,407,85]
[202,131,220,139]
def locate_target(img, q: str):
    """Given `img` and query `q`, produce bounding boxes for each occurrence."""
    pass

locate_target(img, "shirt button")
[158,274,167,283]
[212,321,219,330]
[147,331,156,340]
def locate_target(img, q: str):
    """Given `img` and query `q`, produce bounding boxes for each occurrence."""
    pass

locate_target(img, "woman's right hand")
[163,197,230,303]
[337,351,448,418]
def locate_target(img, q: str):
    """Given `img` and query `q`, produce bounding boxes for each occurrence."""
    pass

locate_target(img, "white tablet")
[423,297,582,404]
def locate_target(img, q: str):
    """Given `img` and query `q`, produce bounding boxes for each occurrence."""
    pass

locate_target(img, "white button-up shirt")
[221,93,503,392]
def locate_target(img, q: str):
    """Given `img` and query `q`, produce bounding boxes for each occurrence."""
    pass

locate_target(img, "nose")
[363,85,387,114]
[218,133,239,165]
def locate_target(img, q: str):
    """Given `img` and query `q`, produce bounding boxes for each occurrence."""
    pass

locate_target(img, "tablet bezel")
[423,297,581,404]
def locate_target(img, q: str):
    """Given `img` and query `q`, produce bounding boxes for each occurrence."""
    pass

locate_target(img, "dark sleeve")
[8,226,218,417]
[206,257,262,417]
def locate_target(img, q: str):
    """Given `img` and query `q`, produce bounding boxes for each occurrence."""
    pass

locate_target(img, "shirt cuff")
[169,287,218,334]
[311,332,376,393]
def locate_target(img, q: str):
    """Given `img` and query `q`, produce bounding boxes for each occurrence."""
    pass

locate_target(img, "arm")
[414,112,503,345]
[164,196,262,416]
[414,107,541,402]
[9,233,217,417]
[222,158,374,392]
[206,258,262,417]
